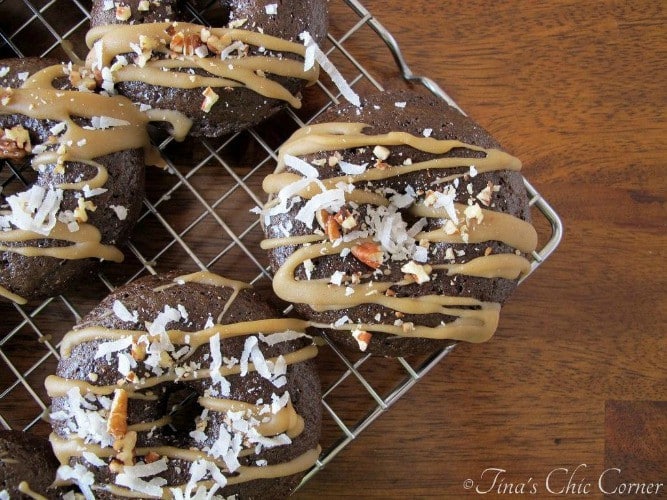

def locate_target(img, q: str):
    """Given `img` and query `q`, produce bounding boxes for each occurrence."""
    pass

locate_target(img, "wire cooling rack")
[0,0,562,491]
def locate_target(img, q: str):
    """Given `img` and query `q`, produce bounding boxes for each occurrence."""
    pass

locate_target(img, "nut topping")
[351,242,384,269]
[326,216,341,242]
[115,4,132,22]
[334,207,357,230]
[108,388,129,440]
[109,458,124,474]
[183,33,203,57]
[131,340,147,361]
[169,32,185,53]
[373,145,390,161]
[201,87,219,113]
[0,125,32,160]
[144,452,161,464]
[476,181,495,206]
[401,261,431,284]
[351,329,372,352]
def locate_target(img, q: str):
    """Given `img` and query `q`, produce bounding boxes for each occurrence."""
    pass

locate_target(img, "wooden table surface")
[296,1,667,498]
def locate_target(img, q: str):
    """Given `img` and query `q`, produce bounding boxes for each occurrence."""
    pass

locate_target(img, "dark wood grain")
[604,401,666,498]
[294,0,667,498]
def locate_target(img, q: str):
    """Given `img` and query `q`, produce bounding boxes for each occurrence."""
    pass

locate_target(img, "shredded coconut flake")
[1,185,63,236]
[49,121,67,136]
[265,3,278,15]
[82,451,106,467]
[333,315,351,327]
[147,305,183,335]
[90,116,131,129]
[295,188,346,228]
[109,204,128,220]
[82,184,108,198]
[303,258,314,280]
[113,299,139,323]
[284,154,319,178]
[94,335,133,359]
[330,270,345,286]
[259,330,307,346]
[56,463,95,500]
[116,457,169,497]
[338,160,368,175]
[299,31,361,107]
[208,332,229,394]
[413,245,429,263]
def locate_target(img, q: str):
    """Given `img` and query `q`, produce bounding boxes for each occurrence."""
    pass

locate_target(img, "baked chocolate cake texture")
[0,57,159,304]
[0,430,61,499]
[261,90,538,357]
[46,270,321,499]
[86,0,329,137]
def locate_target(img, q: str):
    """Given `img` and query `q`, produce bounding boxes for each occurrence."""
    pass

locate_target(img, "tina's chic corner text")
[463,464,664,496]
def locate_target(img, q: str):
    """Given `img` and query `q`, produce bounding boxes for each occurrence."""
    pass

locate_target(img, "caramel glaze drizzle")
[261,123,539,344]
[17,482,48,500]
[47,271,319,496]
[101,448,322,499]
[85,22,319,108]
[0,64,186,304]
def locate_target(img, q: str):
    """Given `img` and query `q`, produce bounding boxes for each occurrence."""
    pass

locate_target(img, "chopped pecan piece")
[183,34,203,57]
[315,209,329,231]
[170,32,185,53]
[115,4,132,21]
[206,35,226,54]
[401,261,431,284]
[131,340,146,361]
[144,452,161,464]
[0,125,32,160]
[351,242,384,269]
[108,388,129,440]
[109,458,124,474]
[201,87,219,113]
[352,329,372,352]
[326,217,341,242]
[333,207,357,230]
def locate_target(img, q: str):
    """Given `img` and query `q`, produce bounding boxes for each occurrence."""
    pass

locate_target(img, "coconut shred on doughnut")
[260,91,539,357]
[0,58,183,304]
[45,271,321,499]
[86,0,329,137]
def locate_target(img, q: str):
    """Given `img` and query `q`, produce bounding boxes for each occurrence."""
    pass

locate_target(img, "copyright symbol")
[463,478,474,490]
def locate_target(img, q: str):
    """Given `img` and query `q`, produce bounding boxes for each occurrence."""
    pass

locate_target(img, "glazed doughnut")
[260,91,539,357]
[0,58,158,304]
[0,430,61,499]
[86,0,329,137]
[46,271,321,499]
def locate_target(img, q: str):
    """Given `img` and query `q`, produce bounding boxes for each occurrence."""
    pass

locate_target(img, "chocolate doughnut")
[86,0,329,137]
[0,58,154,304]
[0,430,61,499]
[46,271,321,498]
[260,91,539,357]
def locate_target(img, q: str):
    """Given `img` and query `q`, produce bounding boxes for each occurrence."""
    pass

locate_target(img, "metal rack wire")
[0,0,562,491]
